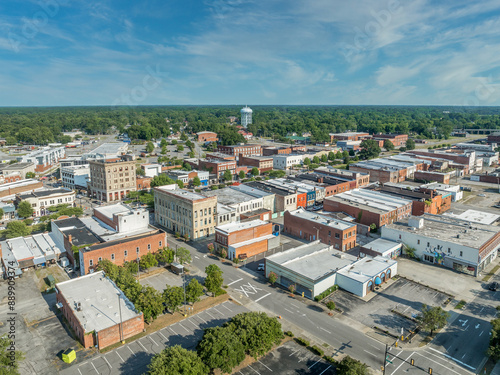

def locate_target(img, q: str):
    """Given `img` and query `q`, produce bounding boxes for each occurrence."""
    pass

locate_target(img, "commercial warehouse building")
[381,215,500,276]
[56,271,144,350]
[265,241,397,298]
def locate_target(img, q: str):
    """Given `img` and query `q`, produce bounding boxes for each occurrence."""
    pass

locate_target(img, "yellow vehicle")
[62,349,76,364]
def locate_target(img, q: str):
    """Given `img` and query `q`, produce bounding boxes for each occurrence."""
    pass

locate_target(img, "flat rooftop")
[266,241,357,282]
[56,271,141,333]
[325,189,411,214]
[0,162,34,170]
[443,209,500,226]
[288,208,356,230]
[203,188,256,205]
[231,184,275,198]
[361,238,402,253]
[19,188,73,199]
[154,186,208,201]
[385,214,500,248]
[0,179,40,192]
[337,256,397,283]
[86,143,127,156]
[94,203,134,220]
[216,219,268,234]
[246,181,295,196]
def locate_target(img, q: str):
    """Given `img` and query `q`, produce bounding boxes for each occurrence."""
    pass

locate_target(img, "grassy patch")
[34,266,69,292]
[455,300,467,309]
[483,264,500,282]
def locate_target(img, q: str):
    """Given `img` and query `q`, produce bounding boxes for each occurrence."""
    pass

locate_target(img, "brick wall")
[350,166,399,183]
[234,239,268,259]
[0,181,43,198]
[56,291,94,348]
[137,177,152,190]
[93,209,118,230]
[296,193,307,207]
[97,314,144,349]
[324,199,383,227]
[197,132,218,142]
[414,171,451,184]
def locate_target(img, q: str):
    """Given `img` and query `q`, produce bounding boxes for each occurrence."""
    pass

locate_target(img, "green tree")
[151,175,176,187]
[176,179,184,189]
[171,140,178,145]
[177,144,184,152]
[180,132,188,141]
[0,207,4,219]
[251,167,259,176]
[186,279,204,304]
[193,176,201,187]
[146,142,155,153]
[336,151,343,159]
[303,157,311,166]
[160,138,167,148]
[406,138,416,150]
[17,201,34,218]
[0,334,24,375]
[359,139,381,160]
[204,264,223,296]
[25,172,36,179]
[383,139,395,151]
[135,286,164,323]
[269,170,286,178]
[418,304,450,336]
[488,313,500,361]
[148,345,208,375]
[268,271,277,285]
[140,253,158,271]
[238,170,245,179]
[225,312,283,358]
[326,301,336,311]
[223,169,232,182]
[163,285,184,313]
[183,162,192,171]
[321,154,328,163]
[156,247,174,265]
[124,261,139,274]
[136,167,145,176]
[175,247,192,264]
[5,221,31,239]
[336,356,369,375]
[328,151,335,160]
[95,259,120,280]
[197,327,245,373]
[312,156,320,164]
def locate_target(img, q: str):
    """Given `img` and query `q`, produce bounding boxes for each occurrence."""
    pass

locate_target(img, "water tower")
[240,106,253,128]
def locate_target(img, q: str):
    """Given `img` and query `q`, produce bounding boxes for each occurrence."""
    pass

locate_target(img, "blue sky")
[1,0,500,106]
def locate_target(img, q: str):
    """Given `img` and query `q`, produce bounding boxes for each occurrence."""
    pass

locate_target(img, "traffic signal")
[429,368,433,374]
[410,359,414,366]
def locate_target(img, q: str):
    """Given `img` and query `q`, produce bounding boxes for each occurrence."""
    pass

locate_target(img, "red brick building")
[487,133,500,144]
[199,159,236,177]
[136,176,152,190]
[56,271,144,350]
[414,170,453,184]
[284,208,357,251]
[238,155,273,172]
[215,219,277,260]
[197,131,218,143]
[330,132,370,142]
[217,144,262,157]
[374,134,409,147]
[324,189,412,228]
[313,167,370,188]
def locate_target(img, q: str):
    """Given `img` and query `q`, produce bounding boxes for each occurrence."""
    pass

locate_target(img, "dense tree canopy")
[148,345,208,375]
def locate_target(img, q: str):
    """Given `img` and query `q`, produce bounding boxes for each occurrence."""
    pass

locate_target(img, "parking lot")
[238,340,334,375]
[328,278,450,337]
[60,301,248,375]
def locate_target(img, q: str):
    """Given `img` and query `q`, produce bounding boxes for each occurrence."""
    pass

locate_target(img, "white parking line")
[213,307,224,315]
[195,314,207,324]
[228,278,243,286]
[248,365,261,375]
[91,362,99,374]
[258,360,272,371]
[103,356,113,368]
[77,369,83,375]
[116,351,124,362]
[391,352,414,375]
[187,319,198,328]
[255,292,271,302]
[169,326,177,335]
[308,360,321,369]
[179,323,190,333]
[319,365,332,375]
[128,346,135,356]
[149,335,159,346]
[222,303,233,312]
[289,349,300,356]
[158,330,168,340]
[138,340,148,352]
[205,310,216,319]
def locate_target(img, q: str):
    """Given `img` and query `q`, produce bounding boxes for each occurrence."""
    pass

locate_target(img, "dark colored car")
[489,282,499,291]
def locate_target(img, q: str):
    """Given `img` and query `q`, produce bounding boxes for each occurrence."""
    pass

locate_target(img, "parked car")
[489,282,499,291]
[257,264,265,271]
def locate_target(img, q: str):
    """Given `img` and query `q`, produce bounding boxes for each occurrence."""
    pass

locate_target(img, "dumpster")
[46,275,56,288]
[62,349,76,364]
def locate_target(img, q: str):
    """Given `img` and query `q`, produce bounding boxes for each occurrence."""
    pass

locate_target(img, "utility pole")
[383,344,388,375]
[118,294,124,343]
[182,270,187,317]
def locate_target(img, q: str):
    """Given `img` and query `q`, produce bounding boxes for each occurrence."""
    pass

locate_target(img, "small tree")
[0,334,24,375]
[418,304,450,336]
[223,169,232,182]
[183,233,189,242]
[146,142,155,153]
[148,345,208,375]
[140,253,158,271]
[176,179,184,189]
[163,285,184,314]
[326,301,336,311]
[205,265,223,297]
[177,144,184,152]
[321,154,328,163]
[268,271,278,285]
[313,156,320,164]
[193,176,201,187]
[337,356,369,375]
[156,247,174,265]
[17,201,34,218]
[303,157,311,166]
[5,221,31,239]
[176,247,192,264]
[406,139,416,150]
[251,167,259,176]
[160,138,167,148]
[186,279,204,304]
[369,223,377,232]
[207,243,214,254]
[328,151,335,160]
[135,285,164,322]
[26,171,36,178]
[239,170,245,179]
[383,139,395,151]
[288,284,296,295]
[220,248,227,259]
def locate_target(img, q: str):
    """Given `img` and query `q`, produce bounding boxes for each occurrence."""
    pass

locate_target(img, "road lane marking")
[427,347,476,371]
[319,365,332,375]
[415,352,463,375]
[391,352,414,375]
[258,360,272,371]
[179,323,190,333]
[128,346,135,356]
[387,350,402,366]
[138,340,148,351]
[320,327,332,334]
[116,351,124,362]
[309,360,321,369]
[284,307,294,314]
[480,330,484,336]
[255,292,271,302]
[465,325,469,331]
[103,356,112,368]
[195,255,200,259]
[364,350,377,358]
[228,278,243,286]
[149,335,159,346]
[91,362,99,374]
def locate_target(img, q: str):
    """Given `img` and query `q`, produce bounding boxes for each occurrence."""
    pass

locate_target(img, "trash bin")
[62,349,76,364]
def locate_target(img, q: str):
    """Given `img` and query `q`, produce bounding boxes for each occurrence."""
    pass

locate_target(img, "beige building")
[89,158,136,202]
[154,185,217,241]
[17,188,76,217]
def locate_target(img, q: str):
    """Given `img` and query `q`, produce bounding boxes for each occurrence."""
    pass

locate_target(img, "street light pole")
[182,270,187,317]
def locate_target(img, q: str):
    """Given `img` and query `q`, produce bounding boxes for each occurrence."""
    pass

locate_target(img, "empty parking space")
[61,301,247,375]
[239,340,334,375]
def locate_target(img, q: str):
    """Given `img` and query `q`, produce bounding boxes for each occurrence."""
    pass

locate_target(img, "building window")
[447,248,451,253]
[136,247,140,254]
[124,250,128,257]
[460,251,463,257]
[427,242,430,247]
[159,241,162,247]
[148,244,151,250]
[111,254,115,260]
[98,257,102,262]
[417,239,420,245]
[89,259,93,266]
[335,233,340,239]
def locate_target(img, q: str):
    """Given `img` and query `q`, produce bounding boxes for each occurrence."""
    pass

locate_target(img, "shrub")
[310,345,324,356]
[284,331,294,337]
[314,285,339,301]
[326,301,336,311]
[324,356,338,365]
[296,337,309,346]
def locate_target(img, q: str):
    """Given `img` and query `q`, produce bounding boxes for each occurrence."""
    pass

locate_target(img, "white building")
[273,154,304,170]
[143,164,162,178]
[203,188,264,216]
[240,106,253,128]
[17,188,76,216]
[18,146,66,172]
[381,215,500,277]
[420,182,463,202]
[61,164,90,190]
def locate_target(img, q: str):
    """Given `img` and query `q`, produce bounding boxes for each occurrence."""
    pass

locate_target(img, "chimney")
[68,234,72,243]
